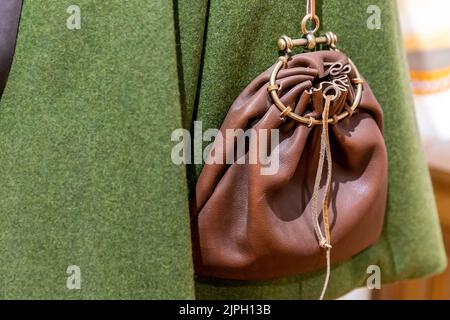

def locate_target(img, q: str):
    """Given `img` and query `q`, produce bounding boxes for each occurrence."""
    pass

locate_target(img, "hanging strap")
[0,0,23,98]
[306,0,316,19]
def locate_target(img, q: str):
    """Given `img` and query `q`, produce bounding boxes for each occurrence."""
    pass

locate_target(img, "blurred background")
[342,0,450,300]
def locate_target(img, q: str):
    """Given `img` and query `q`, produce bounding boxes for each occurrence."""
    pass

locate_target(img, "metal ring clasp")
[301,14,320,35]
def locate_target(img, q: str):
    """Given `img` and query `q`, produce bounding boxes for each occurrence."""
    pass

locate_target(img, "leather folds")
[191,50,388,280]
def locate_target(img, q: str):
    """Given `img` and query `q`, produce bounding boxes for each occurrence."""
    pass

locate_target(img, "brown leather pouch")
[190,50,388,281]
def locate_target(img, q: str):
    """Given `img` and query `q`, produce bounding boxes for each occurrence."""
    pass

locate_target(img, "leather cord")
[307,0,316,18]
[311,95,333,300]
[0,0,23,98]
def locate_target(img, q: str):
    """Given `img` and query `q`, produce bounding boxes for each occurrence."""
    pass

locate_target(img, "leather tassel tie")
[311,95,333,300]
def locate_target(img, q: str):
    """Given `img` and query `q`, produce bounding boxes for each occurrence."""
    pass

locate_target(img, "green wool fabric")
[0,1,194,299]
[0,0,445,300]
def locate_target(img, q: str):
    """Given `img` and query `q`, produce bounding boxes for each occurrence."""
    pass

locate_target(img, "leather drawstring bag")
[190,37,388,296]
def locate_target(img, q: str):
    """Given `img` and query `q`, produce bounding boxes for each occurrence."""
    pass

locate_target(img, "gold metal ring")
[301,14,320,35]
[279,106,292,120]
[268,57,363,126]
[267,84,279,92]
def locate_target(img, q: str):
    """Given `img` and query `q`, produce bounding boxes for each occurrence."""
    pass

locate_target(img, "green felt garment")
[0,0,446,299]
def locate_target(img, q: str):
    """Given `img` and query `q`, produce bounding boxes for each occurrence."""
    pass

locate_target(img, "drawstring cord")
[311,95,333,300]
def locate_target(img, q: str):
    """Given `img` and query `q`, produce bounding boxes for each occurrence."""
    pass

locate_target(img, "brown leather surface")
[191,50,388,280]
[0,0,23,98]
